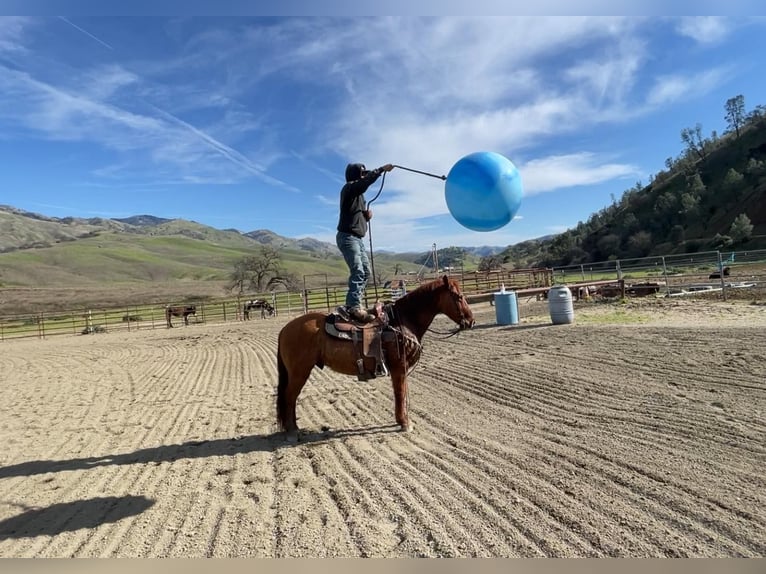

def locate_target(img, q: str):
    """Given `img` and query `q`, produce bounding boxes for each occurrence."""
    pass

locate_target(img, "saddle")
[325,302,394,381]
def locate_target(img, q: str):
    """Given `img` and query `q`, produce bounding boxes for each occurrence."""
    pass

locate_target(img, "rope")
[366,172,387,302]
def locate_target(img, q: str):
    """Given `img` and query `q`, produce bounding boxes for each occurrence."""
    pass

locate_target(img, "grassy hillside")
[500,101,766,268]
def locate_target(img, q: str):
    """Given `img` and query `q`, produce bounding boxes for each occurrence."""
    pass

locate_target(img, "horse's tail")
[276,338,290,431]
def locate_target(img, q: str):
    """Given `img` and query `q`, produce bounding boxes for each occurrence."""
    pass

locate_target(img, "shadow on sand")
[0,424,401,480]
[0,495,154,540]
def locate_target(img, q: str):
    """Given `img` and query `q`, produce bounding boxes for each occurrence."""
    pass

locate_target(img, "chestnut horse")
[276,276,474,441]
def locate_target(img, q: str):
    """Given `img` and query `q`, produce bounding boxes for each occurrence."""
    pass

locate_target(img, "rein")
[426,326,462,339]
[427,289,470,338]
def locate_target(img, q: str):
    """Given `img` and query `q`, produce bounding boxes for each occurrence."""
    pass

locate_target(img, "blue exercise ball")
[445,151,523,232]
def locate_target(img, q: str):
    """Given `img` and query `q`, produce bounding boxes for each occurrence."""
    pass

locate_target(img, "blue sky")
[2,15,766,253]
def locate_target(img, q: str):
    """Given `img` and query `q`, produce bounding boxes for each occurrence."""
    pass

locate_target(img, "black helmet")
[345,163,366,182]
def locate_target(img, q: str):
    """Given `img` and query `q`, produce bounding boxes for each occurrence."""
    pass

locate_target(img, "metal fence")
[550,249,766,298]
[2,249,764,342]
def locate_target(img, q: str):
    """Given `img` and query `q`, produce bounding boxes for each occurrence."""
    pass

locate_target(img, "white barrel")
[548,285,574,325]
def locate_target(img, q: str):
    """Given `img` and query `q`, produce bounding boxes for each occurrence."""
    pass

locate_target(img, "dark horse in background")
[165,305,196,328]
[275,276,475,441]
[243,299,275,320]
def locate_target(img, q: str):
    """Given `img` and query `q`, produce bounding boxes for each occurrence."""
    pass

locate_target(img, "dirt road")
[1,298,764,557]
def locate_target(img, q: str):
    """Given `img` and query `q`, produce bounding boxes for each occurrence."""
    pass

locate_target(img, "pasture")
[0,298,764,557]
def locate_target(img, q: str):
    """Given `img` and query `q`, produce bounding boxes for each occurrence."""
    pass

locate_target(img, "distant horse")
[165,305,196,328]
[709,266,731,280]
[243,299,275,320]
[275,276,475,441]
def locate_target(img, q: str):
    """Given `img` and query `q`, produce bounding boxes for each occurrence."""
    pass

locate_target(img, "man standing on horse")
[336,162,394,323]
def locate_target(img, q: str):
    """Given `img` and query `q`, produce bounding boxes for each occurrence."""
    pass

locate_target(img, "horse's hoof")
[285,430,299,443]
[399,423,414,433]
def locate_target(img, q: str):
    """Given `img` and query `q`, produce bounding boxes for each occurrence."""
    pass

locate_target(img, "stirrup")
[374,362,389,377]
[356,358,374,381]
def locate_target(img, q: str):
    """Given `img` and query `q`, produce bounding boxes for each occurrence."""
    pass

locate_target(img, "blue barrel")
[549,285,574,325]
[494,291,519,325]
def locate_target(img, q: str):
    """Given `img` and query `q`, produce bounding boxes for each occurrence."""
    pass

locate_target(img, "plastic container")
[494,288,519,325]
[548,285,574,325]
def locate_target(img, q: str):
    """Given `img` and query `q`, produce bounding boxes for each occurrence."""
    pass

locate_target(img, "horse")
[275,275,474,441]
[243,299,275,320]
[709,266,731,280]
[165,305,196,328]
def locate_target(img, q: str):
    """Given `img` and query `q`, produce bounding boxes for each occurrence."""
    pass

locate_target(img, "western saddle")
[324,302,396,381]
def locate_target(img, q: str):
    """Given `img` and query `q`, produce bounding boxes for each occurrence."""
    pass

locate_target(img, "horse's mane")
[392,276,454,312]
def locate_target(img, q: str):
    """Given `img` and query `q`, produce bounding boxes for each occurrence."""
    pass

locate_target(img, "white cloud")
[646,68,730,107]
[0,16,30,54]
[520,153,640,194]
[676,17,730,44]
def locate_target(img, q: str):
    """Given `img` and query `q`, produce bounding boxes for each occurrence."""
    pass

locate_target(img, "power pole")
[432,243,439,277]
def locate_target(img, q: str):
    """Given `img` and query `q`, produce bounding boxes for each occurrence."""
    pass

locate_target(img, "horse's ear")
[442,275,449,287]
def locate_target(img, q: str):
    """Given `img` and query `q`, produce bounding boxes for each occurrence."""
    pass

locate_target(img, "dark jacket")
[336,170,383,238]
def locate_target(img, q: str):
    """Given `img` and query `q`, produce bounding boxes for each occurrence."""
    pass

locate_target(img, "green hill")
[500,97,766,268]
[0,207,428,313]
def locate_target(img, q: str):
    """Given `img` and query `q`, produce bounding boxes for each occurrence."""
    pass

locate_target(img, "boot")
[349,306,374,323]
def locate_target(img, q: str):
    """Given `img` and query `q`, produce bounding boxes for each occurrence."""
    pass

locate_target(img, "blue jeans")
[336,232,371,309]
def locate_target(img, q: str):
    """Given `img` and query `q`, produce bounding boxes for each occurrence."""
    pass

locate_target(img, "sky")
[2,12,766,253]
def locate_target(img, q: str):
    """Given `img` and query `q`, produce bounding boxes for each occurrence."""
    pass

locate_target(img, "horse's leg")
[391,371,412,432]
[277,353,314,443]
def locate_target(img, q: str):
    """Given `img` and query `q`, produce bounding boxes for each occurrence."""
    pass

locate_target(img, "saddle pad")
[324,315,353,340]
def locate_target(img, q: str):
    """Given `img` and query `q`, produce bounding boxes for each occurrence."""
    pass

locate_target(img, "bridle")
[426,287,471,339]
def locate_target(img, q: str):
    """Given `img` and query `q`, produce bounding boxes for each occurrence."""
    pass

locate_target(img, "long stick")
[393,164,447,181]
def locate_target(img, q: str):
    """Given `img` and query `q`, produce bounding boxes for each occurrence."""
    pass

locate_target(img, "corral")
[0,297,764,557]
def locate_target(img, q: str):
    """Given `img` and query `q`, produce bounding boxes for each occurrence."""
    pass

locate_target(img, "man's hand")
[379,164,394,172]
[363,209,373,221]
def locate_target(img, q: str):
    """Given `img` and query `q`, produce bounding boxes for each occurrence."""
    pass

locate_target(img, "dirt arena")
[0,296,765,557]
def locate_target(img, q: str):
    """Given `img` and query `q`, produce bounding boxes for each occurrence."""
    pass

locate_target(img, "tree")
[478,255,503,271]
[596,234,621,259]
[725,94,746,139]
[266,272,301,292]
[669,224,685,245]
[729,213,753,244]
[228,259,251,294]
[436,246,467,268]
[722,168,745,197]
[680,123,709,162]
[745,157,764,176]
[627,230,652,257]
[228,246,282,293]
[709,233,733,250]
[621,212,640,233]
[680,193,700,216]
[687,172,706,195]
[654,191,678,217]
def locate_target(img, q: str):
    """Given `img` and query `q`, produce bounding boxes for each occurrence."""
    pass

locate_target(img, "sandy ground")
[0,297,765,557]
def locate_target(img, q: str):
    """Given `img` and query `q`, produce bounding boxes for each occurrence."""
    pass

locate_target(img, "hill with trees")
[496,95,766,269]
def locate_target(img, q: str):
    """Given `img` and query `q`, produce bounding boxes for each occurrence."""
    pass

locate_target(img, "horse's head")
[440,275,474,330]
